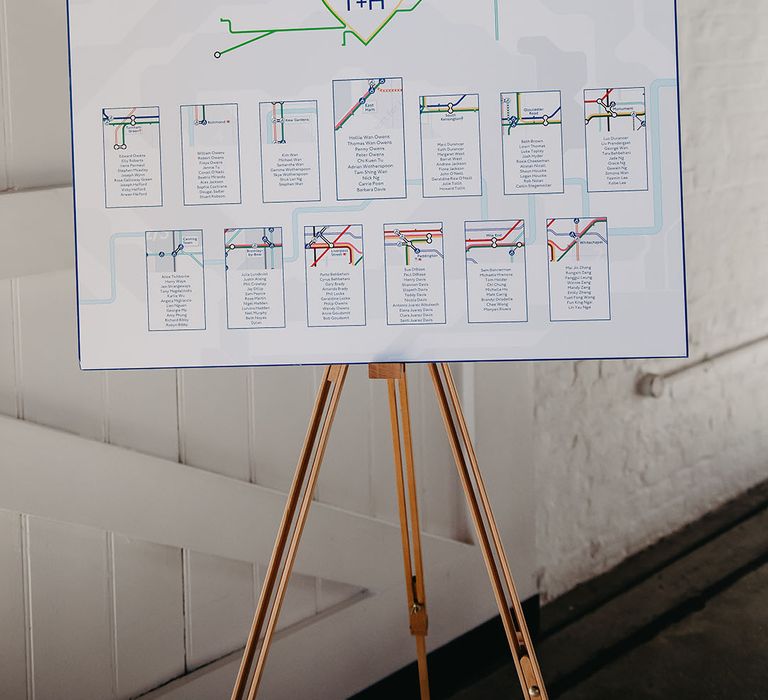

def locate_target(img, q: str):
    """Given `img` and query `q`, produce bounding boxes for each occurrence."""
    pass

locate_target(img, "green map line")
[107,119,160,148]
[322,0,424,47]
[502,93,562,134]
[215,0,424,58]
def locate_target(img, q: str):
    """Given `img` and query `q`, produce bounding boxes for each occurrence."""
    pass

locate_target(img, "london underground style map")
[68,0,687,369]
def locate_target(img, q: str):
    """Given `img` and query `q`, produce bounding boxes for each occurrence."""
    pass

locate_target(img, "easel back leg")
[429,363,548,700]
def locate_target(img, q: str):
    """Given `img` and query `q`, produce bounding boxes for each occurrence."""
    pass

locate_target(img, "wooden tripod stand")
[231,363,548,700]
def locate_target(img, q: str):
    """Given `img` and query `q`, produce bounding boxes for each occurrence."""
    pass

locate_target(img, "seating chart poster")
[68,0,687,369]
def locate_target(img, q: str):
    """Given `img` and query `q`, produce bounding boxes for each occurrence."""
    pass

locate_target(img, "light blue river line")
[262,106,318,135]
[553,79,677,237]
[80,232,144,305]
[286,177,489,262]
[611,78,677,236]
[84,79,676,308]
[564,177,590,218]
[287,200,375,263]
[527,195,537,245]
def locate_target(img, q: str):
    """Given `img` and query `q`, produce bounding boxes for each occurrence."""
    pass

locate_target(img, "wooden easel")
[231,363,548,700]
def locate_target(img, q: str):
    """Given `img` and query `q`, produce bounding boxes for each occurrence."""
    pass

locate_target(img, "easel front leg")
[231,365,349,700]
[370,363,431,700]
[429,363,548,700]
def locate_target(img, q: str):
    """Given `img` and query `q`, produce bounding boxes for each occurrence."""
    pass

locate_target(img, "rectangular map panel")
[547,217,611,322]
[304,224,367,327]
[501,91,564,195]
[333,78,407,201]
[465,220,528,324]
[384,222,446,326]
[225,227,286,329]
[584,87,649,192]
[103,106,162,208]
[145,230,206,331]
[259,100,322,203]
[180,103,242,206]
[420,93,483,198]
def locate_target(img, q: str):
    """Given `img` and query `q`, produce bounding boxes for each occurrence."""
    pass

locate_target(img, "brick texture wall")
[535,0,768,600]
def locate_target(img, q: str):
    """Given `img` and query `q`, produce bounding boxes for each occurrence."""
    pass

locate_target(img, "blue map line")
[494,0,500,41]
[420,247,444,259]
[503,103,562,134]
[421,94,469,112]
[528,106,561,121]
[102,108,160,122]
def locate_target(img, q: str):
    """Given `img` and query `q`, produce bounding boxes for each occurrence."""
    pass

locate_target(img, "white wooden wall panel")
[318,364,373,515]
[16,271,105,440]
[411,365,466,541]
[27,517,115,700]
[2,0,71,188]
[317,578,363,614]
[368,376,399,525]
[0,415,466,590]
[179,369,250,481]
[275,572,319,631]
[184,553,324,673]
[141,653,241,700]
[474,363,537,590]
[106,371,179,462]
[184,551,255,670]
[0,510,27,700]
[0,38,8,194]
[112,535,185,700]
[147,530,509,700]
[0,188,75,280]
[248,365,315,492]
[0,279,17,417]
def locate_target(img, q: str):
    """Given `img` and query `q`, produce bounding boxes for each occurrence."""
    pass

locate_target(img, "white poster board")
[68,0,687,369]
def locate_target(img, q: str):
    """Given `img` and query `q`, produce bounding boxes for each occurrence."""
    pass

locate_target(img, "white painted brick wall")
[535,0,768,600]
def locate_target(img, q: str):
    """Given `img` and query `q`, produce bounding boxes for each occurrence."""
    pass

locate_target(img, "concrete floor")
[561,564,768,700]
[451,563,768,699]
[448,480,768,700]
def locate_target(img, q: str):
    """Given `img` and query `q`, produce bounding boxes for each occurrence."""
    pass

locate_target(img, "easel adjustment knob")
[409,603,429,636]
[521,656,541,697]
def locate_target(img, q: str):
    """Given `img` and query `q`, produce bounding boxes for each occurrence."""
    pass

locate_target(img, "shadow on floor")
[450,479,768,700]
